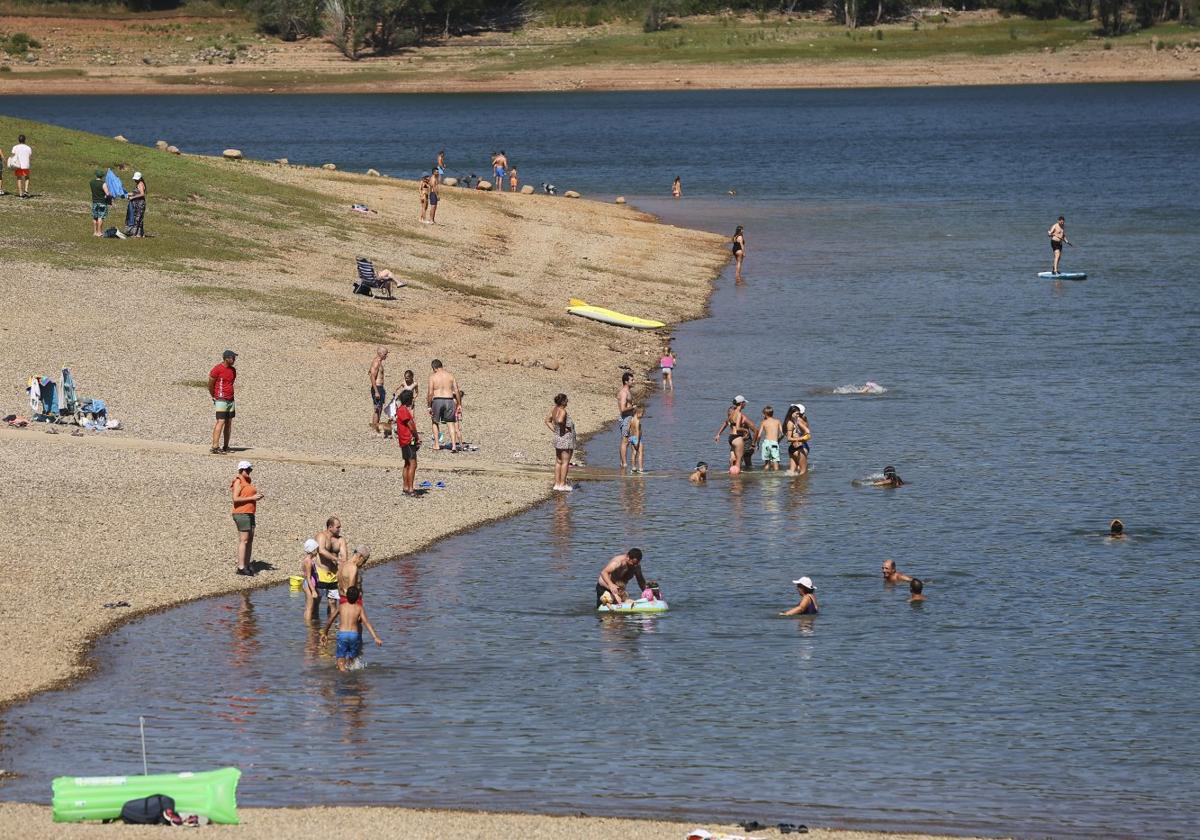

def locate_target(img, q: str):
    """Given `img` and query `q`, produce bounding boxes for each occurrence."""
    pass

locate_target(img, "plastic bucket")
[289,575,303,589]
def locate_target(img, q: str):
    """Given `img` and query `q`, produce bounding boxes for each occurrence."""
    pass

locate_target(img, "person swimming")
[780,576,818,616]
[909,578,926,603]
[689,461,708,484]
[1109,519,1126,539]
[872,466,904,488]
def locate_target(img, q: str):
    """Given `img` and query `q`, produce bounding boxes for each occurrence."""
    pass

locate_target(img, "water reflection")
[550,495,573,570]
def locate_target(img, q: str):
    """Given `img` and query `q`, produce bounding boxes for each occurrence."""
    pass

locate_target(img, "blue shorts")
[336,630,362,660]
[494,165,505,178]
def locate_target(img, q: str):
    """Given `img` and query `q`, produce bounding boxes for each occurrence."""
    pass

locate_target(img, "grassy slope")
[0,115,337,269]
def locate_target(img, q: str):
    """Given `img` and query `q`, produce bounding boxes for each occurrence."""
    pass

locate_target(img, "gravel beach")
[0,142,975,840]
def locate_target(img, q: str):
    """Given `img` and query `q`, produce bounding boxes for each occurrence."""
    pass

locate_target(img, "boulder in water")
[615,196,626,204]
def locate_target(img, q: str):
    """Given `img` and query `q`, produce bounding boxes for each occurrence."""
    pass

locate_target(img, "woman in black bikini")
[713,396,756,473]
[731,225,746,282]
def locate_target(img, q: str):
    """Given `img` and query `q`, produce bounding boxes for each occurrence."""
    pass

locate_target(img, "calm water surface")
[2,86,1199,838]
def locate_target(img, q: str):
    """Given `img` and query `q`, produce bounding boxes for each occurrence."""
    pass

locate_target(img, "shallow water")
[3,86,1200,838]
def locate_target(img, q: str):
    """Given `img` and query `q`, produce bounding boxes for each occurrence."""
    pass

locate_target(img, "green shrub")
[584,5,604,25]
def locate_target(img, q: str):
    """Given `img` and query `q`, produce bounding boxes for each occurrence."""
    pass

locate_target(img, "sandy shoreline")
[0,126,993,839]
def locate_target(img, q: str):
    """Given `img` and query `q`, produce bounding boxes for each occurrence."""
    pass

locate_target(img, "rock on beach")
[155,140,169,151]
[322,163,337,171]
[223,149,243,161]
[520,185,535,195]
[564,190,581,199]
[476,181,493,191]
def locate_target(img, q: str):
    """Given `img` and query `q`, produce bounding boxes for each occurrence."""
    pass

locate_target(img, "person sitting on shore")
[321,586,381,672]
[689,462,708,484]
[882,559,912,585]
[597,548,648,608]
[909,578,926,603]
[780,576,819,616]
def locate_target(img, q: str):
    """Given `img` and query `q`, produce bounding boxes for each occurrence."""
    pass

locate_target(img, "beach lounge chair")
[353,257,403,299]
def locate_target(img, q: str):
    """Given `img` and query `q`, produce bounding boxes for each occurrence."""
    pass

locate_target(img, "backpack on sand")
[120,793,175,824]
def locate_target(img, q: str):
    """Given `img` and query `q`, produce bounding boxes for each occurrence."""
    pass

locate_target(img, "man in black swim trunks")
[1048,215,1069,275]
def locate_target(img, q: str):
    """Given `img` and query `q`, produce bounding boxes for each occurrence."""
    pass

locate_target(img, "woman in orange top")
[231,460,264,576]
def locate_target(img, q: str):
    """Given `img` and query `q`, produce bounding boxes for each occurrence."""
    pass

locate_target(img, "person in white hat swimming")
[780,576,819,616]
[783,403,811,476]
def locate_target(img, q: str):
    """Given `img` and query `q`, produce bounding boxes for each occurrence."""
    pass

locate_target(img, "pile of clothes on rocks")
[4,367,122,431]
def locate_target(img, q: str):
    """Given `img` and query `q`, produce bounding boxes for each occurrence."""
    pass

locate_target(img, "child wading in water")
[757,406,783,471]
[628,406,646,474]
[321,586,381,671]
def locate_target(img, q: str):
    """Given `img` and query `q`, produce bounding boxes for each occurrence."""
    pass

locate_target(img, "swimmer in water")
[1109,519,1125,539]
[780,576,818,616]
[870,465,905,488]
[908,578,926,603]
[882,558,912,584]
[689,461,708,484]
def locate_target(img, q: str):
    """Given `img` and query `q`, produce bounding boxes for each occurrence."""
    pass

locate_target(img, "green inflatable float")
[52,767,241,824]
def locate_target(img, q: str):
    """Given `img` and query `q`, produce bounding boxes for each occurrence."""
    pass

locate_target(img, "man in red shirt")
[208,349,238,453]
[395,389,421,495]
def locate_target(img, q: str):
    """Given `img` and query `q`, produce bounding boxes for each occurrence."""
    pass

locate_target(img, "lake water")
[2,86,1199,838]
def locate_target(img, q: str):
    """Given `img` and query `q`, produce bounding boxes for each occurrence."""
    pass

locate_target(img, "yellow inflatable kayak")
[567,299,666,330]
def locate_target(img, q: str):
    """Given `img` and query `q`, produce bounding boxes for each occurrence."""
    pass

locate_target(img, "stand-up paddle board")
[1037,271,1087,280]
[567,299,666,330]
[597,598,669,614]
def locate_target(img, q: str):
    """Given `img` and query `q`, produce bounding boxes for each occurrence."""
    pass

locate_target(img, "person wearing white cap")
[783,403,811,476]
[230,460,263,577]
[126,170,146,238]
[300,537,321,620]
[713,394,756,473]
[781,576,818,616]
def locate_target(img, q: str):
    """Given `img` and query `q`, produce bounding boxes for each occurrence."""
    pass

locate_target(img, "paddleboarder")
[1048,215,1070,275]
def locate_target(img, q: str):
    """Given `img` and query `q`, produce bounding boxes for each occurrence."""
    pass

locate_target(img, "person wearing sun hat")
[300,537,321,620]
[780,576,819,616]
[231,460,263,576]
[126,170,147,238]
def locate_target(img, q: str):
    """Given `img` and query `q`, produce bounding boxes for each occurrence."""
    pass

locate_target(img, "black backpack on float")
[120,793,175,824]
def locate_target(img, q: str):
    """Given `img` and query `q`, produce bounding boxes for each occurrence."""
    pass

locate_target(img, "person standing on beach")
[125,171,147,238]
[492,151,507,191]
[427,167,440,224]
[780,577,819,616]
[545,392,576,492]
[231,460,263,576]
[418,176,430,223]
[321,586,381,672]
[395,389,421,495]
[618,371,636,472]
[208,349,237,454]
[0,139,5,196]
[882,559,912,585]
[597,548,648,607]
[783,404,811,476]
[11,134,32,199]
[369,346,388,436]
[427,359,461,452]
[1048,215,1069,275]
[732,225,746,282]
[89,169,110,238]
[672,176,682,199]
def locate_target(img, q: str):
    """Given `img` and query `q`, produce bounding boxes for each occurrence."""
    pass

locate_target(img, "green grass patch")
[480,16,1098,70]
[405,271,506,301]
[183,284,392,344]
[152,67,432,89]
[0,115,340,270]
